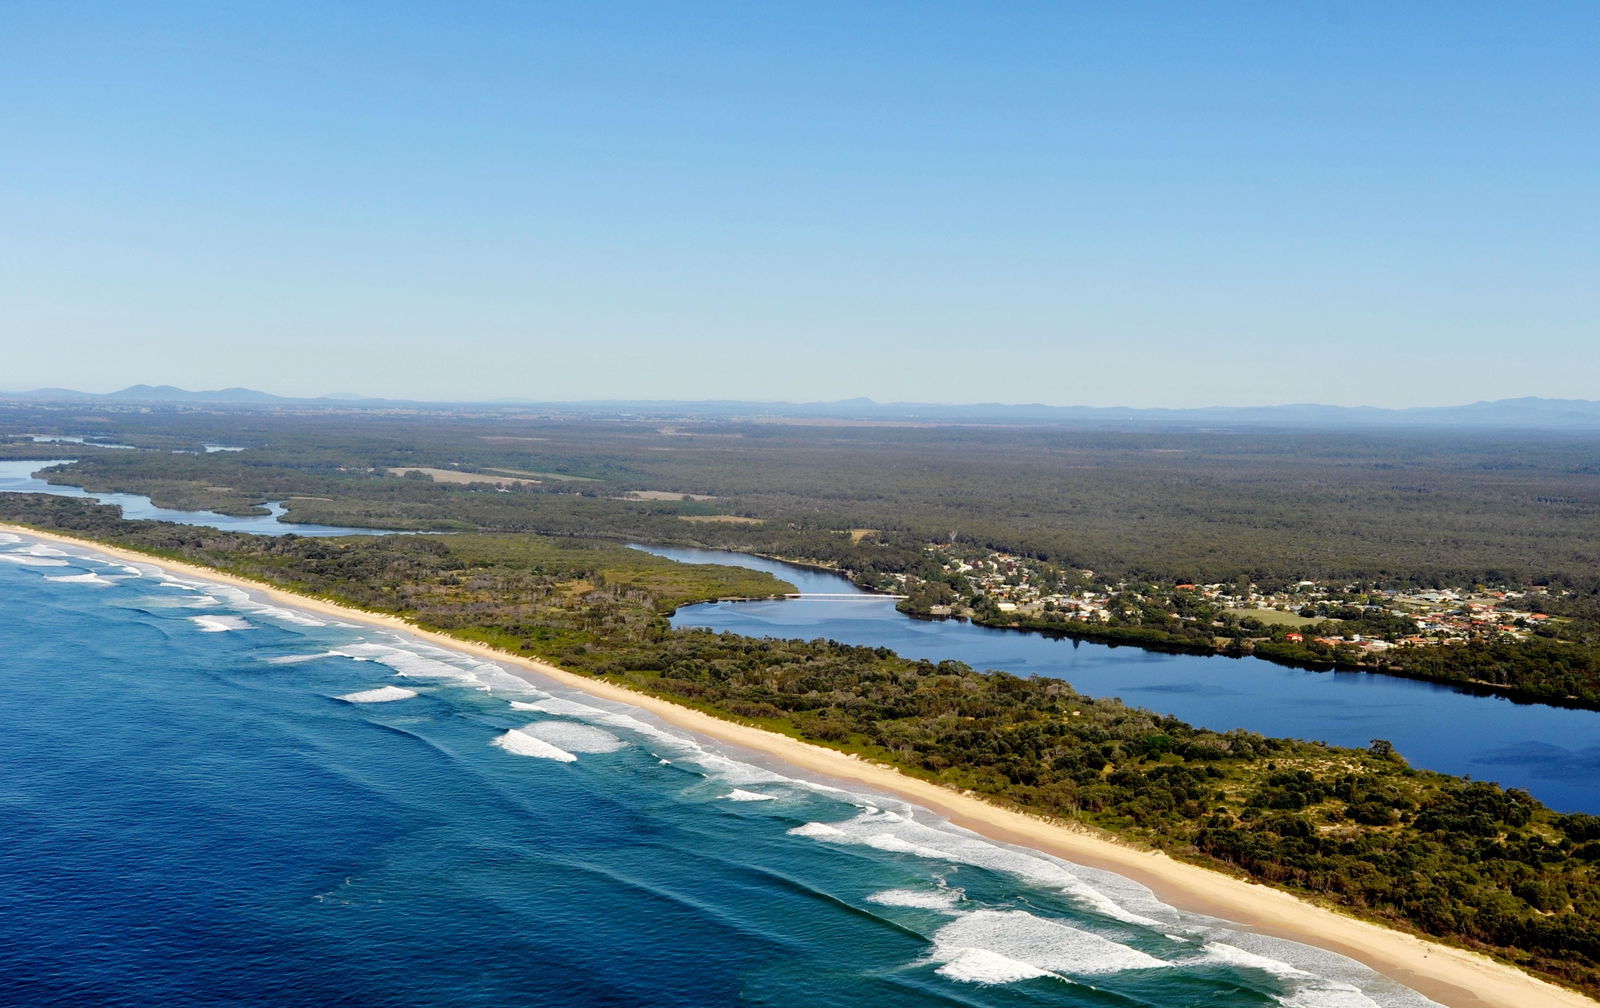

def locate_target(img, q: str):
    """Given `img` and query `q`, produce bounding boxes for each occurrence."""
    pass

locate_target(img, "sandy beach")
[5,522,1594,1008]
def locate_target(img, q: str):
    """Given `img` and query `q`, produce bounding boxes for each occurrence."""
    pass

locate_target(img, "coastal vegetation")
[4,490,1600,998]
[6,402,1600,704]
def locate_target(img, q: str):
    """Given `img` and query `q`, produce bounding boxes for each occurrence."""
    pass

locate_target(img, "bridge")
[782,593,907,601]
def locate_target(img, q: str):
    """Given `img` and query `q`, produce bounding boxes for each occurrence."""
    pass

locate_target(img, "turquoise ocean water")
[0,529,1444,1007]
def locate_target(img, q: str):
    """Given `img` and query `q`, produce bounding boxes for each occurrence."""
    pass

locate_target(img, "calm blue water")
[0,459,403,536]
[0,531,1441,1007]
[641,546,1600,815]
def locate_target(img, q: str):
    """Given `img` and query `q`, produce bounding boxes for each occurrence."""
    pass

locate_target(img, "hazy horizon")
[2,380,1589,413]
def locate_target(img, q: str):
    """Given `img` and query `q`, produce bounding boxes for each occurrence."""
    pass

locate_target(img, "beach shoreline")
[5,522,1594,1008]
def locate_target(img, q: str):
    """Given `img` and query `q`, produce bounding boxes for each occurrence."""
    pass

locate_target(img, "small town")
[884,542,1560,657]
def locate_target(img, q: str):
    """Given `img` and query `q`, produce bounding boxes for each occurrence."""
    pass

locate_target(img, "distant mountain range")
[6,386,1600,430]
[8,384,300,404]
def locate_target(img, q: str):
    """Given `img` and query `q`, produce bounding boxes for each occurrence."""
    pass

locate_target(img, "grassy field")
[1227,606,1323,627]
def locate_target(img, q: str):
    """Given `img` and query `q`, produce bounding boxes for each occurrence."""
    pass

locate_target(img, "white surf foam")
[867,888,962,911]
[205,585,254,606]
[931,909,1167,980]
[332,643,478,682]
[332,640,522,691]
[936,947,1051,984]
[0,553,70,567]
[517,721,626,753]
[1203,943,1383,1008]
[492,729,578,762]
[247,604,326,627]
[44,572,116,586]
[509,696,877,804]
[190,615,254,632]
[789,822,846,839]
[513,695,789,781]
[157,577,207,591]
[265,651,345,665]
[787,809,1165,927]
[338,685,420,703]
[22,544,68,557]
[0,533,20,544]
[725,789,779,802]
[860,832,960,859]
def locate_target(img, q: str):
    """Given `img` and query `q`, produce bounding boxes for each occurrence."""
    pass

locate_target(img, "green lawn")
[1227,606,1322,627]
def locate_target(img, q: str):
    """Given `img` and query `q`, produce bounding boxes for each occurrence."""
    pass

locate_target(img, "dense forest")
[6,401,1600,703]
[2,403,1598,586]
[4,491,1600,998]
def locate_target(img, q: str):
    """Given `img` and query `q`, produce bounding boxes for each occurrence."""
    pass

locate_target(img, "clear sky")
[3,2,1595,407]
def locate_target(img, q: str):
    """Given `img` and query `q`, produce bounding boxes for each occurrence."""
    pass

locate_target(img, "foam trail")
[265,652,345,665]
[868,889,962,912]
[157,577,208,591]
[338,686,420,704]
[936,948,1051,984]
[861,833,960,860]
[492,729,577,762]
[1203,943,1384,1008]
[0,553,70,567]
[789,809,1165,927]
[333,639,521,692]
[517,721,626,753]
[45,572,116,586]
[332,644,478,682]
[190,615,254,632]
[247,604,326,627]
[519,693,823,791]
[931,909,1167,981]
[509,696,786,778]
[724,789,778,802]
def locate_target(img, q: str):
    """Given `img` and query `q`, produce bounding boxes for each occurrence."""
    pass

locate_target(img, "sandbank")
[4,522,1594,1008]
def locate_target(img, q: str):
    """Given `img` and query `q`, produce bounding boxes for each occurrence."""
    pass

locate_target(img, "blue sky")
[3,2,1595,406]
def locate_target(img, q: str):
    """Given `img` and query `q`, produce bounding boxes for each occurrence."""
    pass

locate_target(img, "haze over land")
[8,384,1600,431]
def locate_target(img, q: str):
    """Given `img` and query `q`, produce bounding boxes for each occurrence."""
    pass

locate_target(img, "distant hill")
[547,395,1600,430]
[101,385,293,403]
[5,386,1600,430]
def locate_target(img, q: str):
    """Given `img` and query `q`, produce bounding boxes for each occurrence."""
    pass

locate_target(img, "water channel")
[639,545,1600,814]
[0,459,405,537]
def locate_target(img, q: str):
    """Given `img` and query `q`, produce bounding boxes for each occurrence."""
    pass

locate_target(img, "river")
[0,459,407,537]
[638,545,1600,814]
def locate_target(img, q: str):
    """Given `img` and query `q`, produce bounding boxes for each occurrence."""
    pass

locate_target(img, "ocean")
[0,530,1442,1007]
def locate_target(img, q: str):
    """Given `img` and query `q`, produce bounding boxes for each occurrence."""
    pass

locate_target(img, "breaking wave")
[338,685,420,703]
[190,615,254,632]
[45,572,116,586]
[492,728,578,762]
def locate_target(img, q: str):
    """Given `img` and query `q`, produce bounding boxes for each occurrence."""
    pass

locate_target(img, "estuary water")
[0,459,402,536]
[0,530,1442,1007]
[641,546,1600,815]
